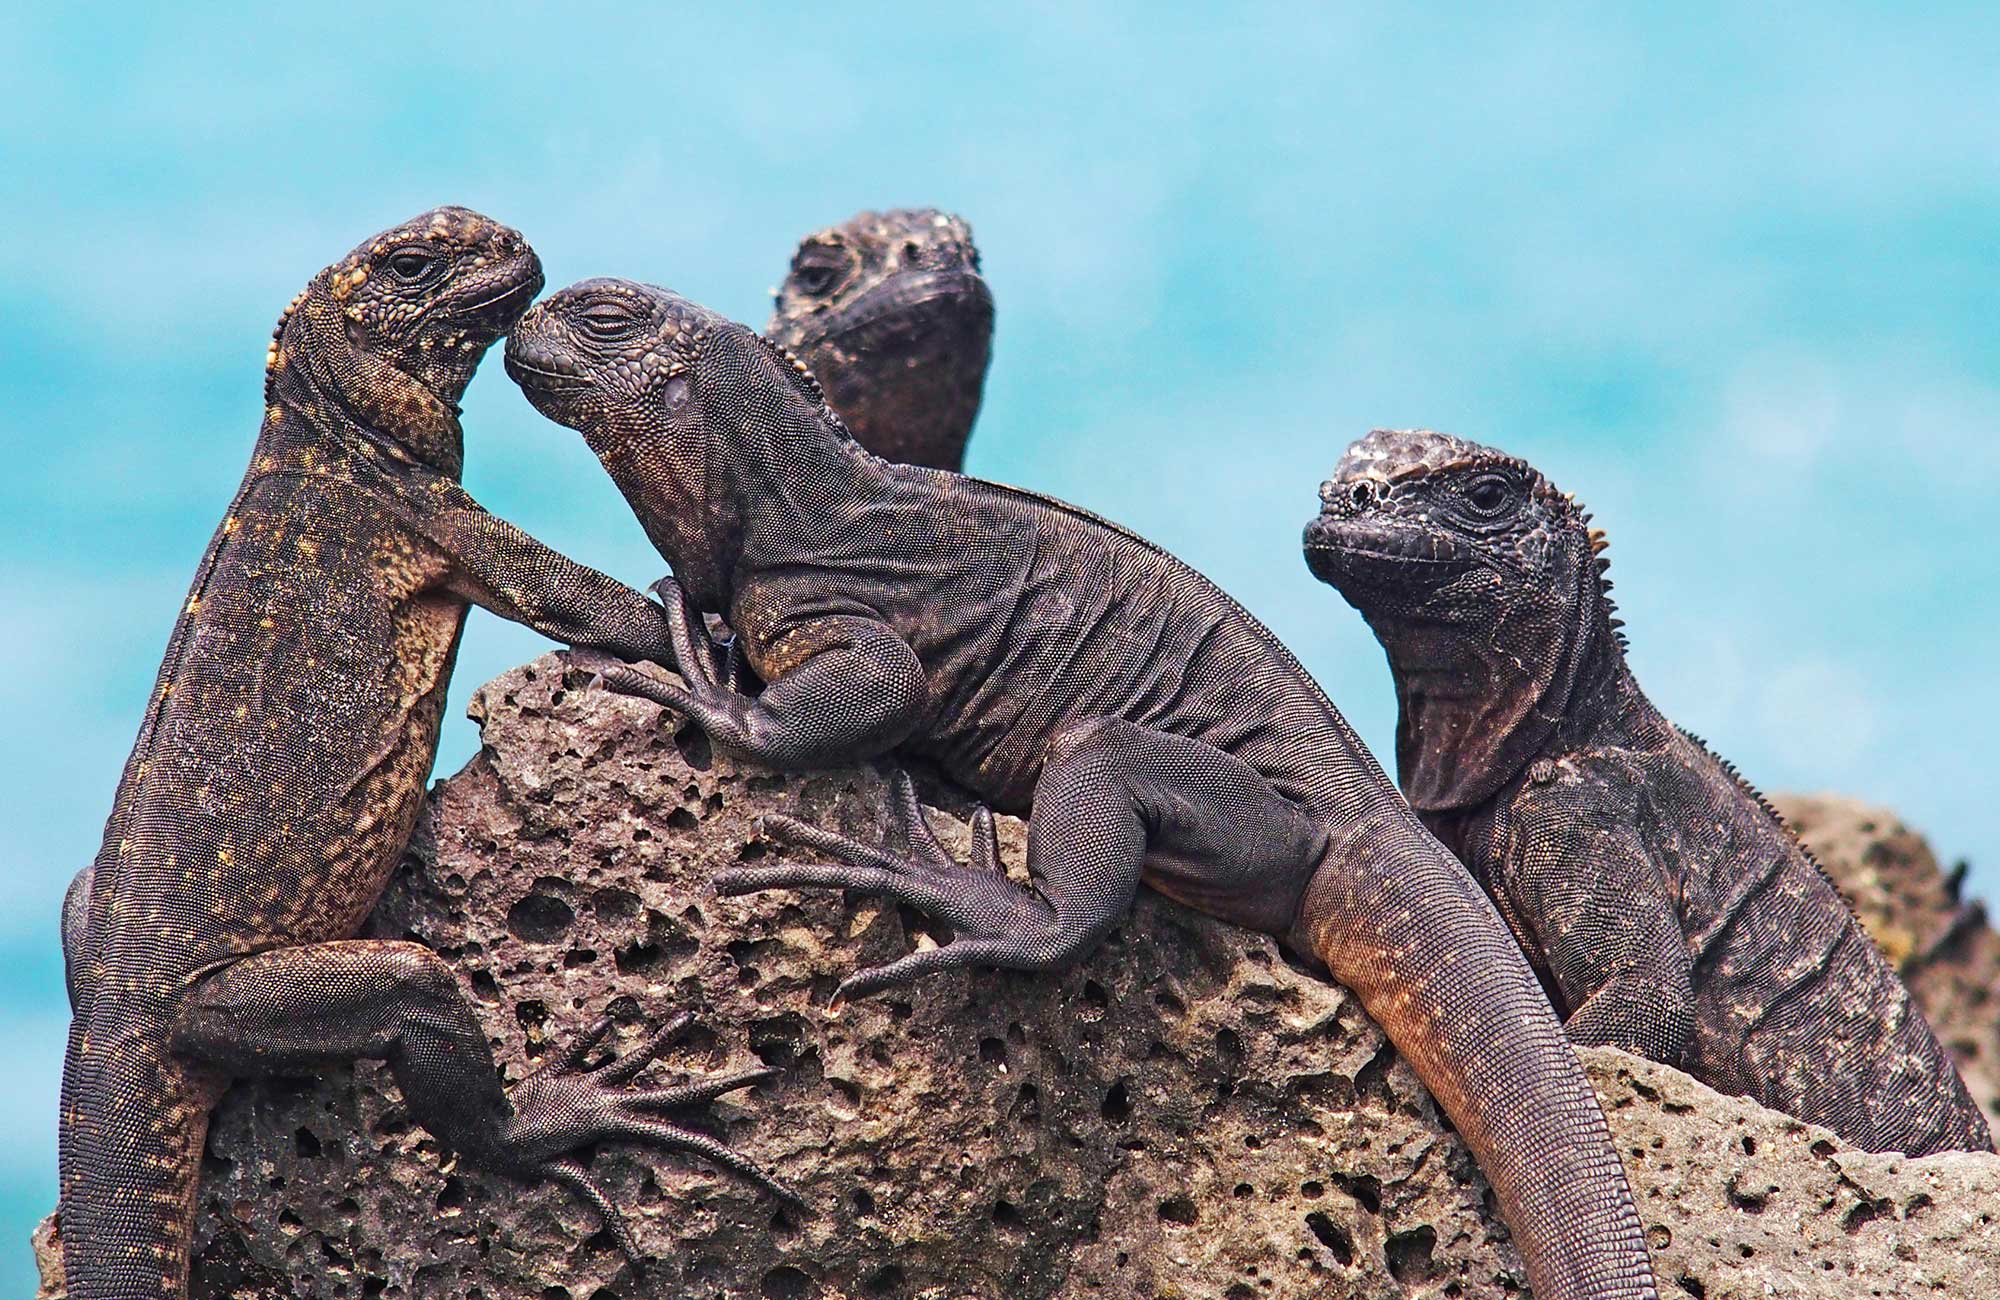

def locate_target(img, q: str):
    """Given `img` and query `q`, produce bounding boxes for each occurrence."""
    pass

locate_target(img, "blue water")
[4,6,1996,1291]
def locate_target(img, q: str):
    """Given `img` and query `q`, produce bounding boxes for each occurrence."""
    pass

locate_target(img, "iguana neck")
[266,294,467,480]
[586,391,890,615]
[1377,564,1636,813]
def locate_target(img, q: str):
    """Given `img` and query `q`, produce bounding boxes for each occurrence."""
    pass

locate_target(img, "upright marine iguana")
[766,208,992,471]
[58,210,788,1300]
[1304,427,1991,1156]
[504,279,1661,1300]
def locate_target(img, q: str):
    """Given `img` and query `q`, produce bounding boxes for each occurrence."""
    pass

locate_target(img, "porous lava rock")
[37,658,2000,1299]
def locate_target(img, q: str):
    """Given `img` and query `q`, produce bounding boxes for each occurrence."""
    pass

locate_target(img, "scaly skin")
[766,208,992,470]
[1305,428,1992,1156]
[505,281,1660,1300]
[58,210,789,1300]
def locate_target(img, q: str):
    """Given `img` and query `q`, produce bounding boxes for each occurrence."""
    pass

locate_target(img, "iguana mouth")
[503,302,592,402]
[460,276,539,320]
[1302,513,1476,594]
[504,355,589,392]
[1305,514,1470,561]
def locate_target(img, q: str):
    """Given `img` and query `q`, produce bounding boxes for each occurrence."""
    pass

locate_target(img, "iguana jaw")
[438,255,543,341]
[787,267,992,342]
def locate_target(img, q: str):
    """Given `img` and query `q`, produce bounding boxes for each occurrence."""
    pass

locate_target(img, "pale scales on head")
[1325,428,1628,646]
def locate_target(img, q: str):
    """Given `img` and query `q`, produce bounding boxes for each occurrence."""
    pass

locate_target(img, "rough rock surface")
[1777,793,2000,1134]
[38,657,2000,1299]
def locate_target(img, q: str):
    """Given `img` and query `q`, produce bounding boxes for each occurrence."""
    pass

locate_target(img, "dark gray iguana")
[504,279,1662,1300]
[1304,427,1992,1156]
[57,209,789,1300]
[766,208,992,471]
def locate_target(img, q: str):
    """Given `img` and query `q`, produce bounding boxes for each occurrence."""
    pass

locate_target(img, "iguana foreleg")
[421,501,679,666]
[574,576,925,766]
[1509,805,1696,1064]
[167,940,791,1263]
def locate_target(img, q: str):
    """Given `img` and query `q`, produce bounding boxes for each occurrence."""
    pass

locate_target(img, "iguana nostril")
[1350,481,1375,510]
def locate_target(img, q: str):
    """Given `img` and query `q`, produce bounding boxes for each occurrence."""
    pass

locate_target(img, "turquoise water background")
[4,6,1995,1291]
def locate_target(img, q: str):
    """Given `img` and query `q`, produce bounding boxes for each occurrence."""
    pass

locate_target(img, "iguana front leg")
[579,576,926,766]
[719,719,1325,1001]
[61,866,94,1011]
[168,940,793,1263]
[415,502,680,666]
[1507,796,1697,1064]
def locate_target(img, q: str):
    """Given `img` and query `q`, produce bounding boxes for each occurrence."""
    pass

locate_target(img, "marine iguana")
[766,208,992,471]
[504,279,1661,1300]
[58,210,788,1300]
[1304,427,1992,1156]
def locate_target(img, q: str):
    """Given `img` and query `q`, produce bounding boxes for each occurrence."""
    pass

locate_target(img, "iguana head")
[766,208,993,470]
[273,207,543,469]
[1303,428,1620,810]
[507,277,839,447]
[507,278,851,607]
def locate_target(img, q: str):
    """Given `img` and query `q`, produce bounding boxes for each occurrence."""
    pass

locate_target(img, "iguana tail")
[1295,809,1658,1300]
[59,1010,219,1300]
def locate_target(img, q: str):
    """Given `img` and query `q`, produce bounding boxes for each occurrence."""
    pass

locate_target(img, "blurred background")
[3,5,1995,1290]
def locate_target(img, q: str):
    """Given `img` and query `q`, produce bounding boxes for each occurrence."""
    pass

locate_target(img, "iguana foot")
[497,1006,797,1265]
[716,771,1072,1002]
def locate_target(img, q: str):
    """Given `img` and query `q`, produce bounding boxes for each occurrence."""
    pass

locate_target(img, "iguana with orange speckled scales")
[57,208,791,1300]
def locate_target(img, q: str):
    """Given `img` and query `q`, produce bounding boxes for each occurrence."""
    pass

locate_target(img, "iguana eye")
[790,242,850,297]
[793,262,840,295]
[1463,475,1513,516]
[577,300,641,342]
[386,248,439,282]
